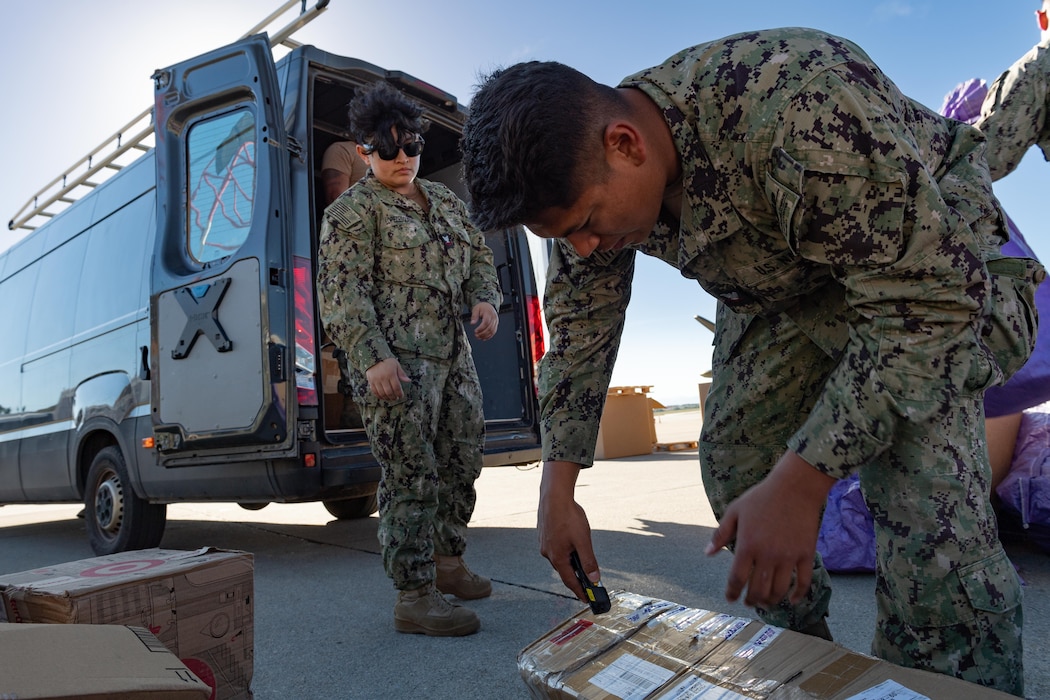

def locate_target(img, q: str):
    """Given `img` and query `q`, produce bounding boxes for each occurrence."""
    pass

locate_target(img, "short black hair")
[347,80,429,146]
[461,61,619,231]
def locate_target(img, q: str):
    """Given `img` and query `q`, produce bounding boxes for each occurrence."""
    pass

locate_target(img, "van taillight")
[527,294,545,391]
[293,255,318,406]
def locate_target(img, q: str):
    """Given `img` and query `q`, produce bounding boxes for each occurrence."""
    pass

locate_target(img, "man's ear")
[603,121,646,166]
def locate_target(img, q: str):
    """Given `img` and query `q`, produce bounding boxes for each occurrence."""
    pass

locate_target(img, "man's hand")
[471,302,499,340]
[706,451,835,608]
[365,357,410,400]
[538,460,599,602]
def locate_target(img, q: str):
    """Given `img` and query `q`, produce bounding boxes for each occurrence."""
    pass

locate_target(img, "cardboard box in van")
[0,548,253,700]
[519,590,1017,699]
[0,623,212,699]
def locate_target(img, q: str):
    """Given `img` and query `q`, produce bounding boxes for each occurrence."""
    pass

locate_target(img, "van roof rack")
[8,0,330,233]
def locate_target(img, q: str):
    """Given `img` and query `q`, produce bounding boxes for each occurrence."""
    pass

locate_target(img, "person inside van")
[317,80,502,637]
[459,27,1043,694]
[321,139,369,205]
[319,138,369,431]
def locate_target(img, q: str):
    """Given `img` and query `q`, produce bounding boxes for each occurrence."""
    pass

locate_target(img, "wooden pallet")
[653,441,698,452]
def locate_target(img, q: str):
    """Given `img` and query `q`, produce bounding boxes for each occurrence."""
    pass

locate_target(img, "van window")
[186,108,256,264]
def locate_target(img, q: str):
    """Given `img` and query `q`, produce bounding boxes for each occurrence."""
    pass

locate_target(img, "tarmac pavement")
[1,408,1048,699]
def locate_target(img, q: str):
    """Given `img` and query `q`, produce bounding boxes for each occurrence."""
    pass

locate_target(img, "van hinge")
[265,134,304,163]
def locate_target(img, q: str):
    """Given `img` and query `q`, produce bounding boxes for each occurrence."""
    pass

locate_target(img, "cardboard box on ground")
[0,623,212,699]
[0,547,254,700]
[518,590,1016,700]
[596,386,661,460]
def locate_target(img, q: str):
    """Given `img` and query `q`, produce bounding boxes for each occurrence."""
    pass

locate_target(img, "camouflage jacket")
[317,174,502,374]
[541,28,1018,478]
[978,37,1050,181]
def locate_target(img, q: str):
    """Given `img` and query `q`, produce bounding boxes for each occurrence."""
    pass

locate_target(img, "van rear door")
[150,35,294,460]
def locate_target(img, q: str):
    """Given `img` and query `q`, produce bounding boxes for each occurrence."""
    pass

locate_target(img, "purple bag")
[817,474,876,573]
[995,405,1050,552]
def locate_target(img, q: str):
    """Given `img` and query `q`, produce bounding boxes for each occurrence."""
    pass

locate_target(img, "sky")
[2,0,1049,406]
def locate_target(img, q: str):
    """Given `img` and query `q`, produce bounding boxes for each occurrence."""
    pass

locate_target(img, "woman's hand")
[471,302,499,340]
[365,357,410,400]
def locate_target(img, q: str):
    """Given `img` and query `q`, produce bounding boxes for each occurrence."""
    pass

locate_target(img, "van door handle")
[140,345,151,381]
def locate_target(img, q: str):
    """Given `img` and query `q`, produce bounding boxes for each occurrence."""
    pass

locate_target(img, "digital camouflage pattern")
[978,37,1050,181]
[318,174,501,374]
[539,28,1044,694]
[317,173,500,590]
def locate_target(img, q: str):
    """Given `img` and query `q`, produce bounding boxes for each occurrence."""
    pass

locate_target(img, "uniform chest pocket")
[379,217,431,250]
[765,147,907,268]
[376,218,433,285]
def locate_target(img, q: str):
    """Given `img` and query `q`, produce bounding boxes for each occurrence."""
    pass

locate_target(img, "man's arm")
[539,241,635,466]
[537,460,599,602]
[978,40,1050,181]
[535,241,634,598]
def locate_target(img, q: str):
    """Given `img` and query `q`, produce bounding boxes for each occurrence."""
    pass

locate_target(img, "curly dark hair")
[346,80,429,150]
[461,61,621,231]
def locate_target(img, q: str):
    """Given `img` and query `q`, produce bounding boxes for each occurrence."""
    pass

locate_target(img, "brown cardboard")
[631,606,752,669]
[697,382,711,416]
[595,386,657,460]
[782,650,1019,699]
[690,624,845,698]
[0,547,253,700]
[518,592,682,696]
[0,623,212,699]
[520,590,1018,700]
[557,642,685,699]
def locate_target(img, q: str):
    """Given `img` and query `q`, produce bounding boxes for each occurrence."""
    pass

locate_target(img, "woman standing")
[318,81,501,637]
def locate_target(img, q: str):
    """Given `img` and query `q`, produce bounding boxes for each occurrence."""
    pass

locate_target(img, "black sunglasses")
[362,136,425,161]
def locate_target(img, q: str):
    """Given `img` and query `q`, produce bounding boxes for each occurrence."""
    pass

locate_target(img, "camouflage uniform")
[978,37,1050,180]
[317,173,502,591]
[540,29,1043,695]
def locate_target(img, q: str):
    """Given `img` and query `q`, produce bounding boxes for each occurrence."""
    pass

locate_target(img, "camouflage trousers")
[698,307,1025,696]
[353,346,485,591]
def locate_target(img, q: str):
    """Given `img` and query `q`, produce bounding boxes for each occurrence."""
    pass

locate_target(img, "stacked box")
[0,547,253,700]
[595,386,657,459]
[0,623,212,699]
[519,590,1016,700]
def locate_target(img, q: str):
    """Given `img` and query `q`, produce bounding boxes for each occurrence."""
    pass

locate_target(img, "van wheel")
[238,502,269,511]
[323,494,379,519]
[85,446,167,555]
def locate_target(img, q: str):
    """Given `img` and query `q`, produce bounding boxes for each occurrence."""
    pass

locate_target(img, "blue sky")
[2,0,1048,405]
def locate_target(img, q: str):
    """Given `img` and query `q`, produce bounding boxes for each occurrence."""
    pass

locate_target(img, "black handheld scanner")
[569,550,611,614]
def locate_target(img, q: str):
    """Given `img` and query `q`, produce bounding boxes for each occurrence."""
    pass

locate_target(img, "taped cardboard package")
[519,590,1016,700]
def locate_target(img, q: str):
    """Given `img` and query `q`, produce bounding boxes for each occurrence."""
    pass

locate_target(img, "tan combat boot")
[393,586,480,637]
[435,554,492,599]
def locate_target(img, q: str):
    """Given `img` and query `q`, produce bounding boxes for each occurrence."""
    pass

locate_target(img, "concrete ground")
[1,409,1047,698]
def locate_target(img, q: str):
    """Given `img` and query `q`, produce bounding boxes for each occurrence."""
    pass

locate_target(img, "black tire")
[85,445,167,555]
[323,493,379,520]
[237,502,269,511]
